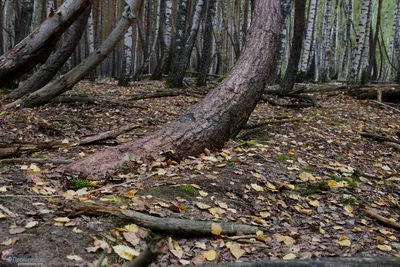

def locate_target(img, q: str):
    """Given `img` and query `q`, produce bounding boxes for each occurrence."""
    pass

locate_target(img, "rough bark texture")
[65,0,282,179]
[6,0,143,108]
[0,0,91,88]
[197,0,217,86]
[281,0,306,91]
[10,4,92,99]
[15,0,34,44]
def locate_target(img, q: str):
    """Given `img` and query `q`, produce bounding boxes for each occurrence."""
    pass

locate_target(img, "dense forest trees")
[1,0,400,92]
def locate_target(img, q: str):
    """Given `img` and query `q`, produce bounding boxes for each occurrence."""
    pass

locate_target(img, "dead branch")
[79,124,140,145]
[383,142,400,151]
[52,95,95,104]
[68,203,260,236]
[123,239,164,267]
[0,157,73,164]
[128,90,185,101]
[371,100,400,113]
[361,207,400,231]
[360,132,400,145]
[170,258,400,267]
[0,142,65,159]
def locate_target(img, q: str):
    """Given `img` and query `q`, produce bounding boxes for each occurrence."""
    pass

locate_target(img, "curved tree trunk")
[6,0,144,108]
[10,4,92,99]
[64,0,282,179]
[0,0,91,88]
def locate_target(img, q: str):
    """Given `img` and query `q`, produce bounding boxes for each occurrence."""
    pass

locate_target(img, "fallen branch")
[68,203,260,236]
[79,124,140,145]
[170,257,400,267]
[244,119,301,129]
[128,90,184,101]
[360,132,400,145]
[383,142,400,151]
[361,207,400,231]
[0,142,65,159]
[0,157,73,164]
[371,100,400,113]
[0,204,18,217]
[123,239,164,267]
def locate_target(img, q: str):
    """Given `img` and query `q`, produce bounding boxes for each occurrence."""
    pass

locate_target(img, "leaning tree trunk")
[280,0,306,91]
[6,0,144,108]
[0,0,91,88]
[9,4,92,99]
[64,0,282,179]
[196,0,217,86]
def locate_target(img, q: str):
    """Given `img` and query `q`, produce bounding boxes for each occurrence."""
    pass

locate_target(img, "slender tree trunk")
[15,0,34,44]
[395,1,400,81]
[300,0,318,74]
[64,0,283,179]
[319,0,332,82]
[168,0,205,88]
[281,0,306,91]
[197,0,217,86]
[6,0,144,108]
[118,0,135,86]
[9,4,91,99]
[0,0,91,88]
[348,0,371,84]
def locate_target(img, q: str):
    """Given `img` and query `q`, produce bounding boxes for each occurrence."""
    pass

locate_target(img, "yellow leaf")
[191,184,201,189]
[352,227,363,232]
[299,209,312,215]
[229,243,245,259]
[124,224,139,233]
[299,172,316,182]
[252,172,262,178]
[376,236,386,242]
[328,180,337,188]
[25,221,39,229]
[266,182,277,192]
[251,184,264,192]
[283,253,296,260]
[0,212,7,219]
[1,237,19,246]
[260,211,271,218]
[338,236,351,246]
[333,226,343,230]
[309,200,319,207]
[377,245,392,251]
[211,223,222,235]
[256,231,266,241]
[196,202,211,210]
[0,186,7,192]
[113,245,139,260]
[208,208,217,216]
[248,140,257,145]
[203,250,217,261]
[157,201,170,208]
[344,205,353,213]
[275,234,295,245]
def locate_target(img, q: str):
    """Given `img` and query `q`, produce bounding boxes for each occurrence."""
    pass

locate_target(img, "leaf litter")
[0,80,399,265]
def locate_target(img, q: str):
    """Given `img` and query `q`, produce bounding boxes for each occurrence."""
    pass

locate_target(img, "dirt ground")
[0,80,399,266]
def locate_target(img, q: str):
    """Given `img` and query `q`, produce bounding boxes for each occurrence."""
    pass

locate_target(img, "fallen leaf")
[67,255,83,261]
[211,223,222,235]
[229,242,245,259]
[283,253,296,260]
[113,245,139,260]
[25,221,39,229]
[203,250,217,261]
[338,236,351,246]
[251,184,264,192]
[377,245,392,251]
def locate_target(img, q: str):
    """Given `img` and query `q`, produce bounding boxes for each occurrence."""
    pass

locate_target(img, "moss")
[119,164,135,174]
[301,167,316,172]
[328,120,343,126]
[341,197,358,205]
[217,74,227,83]
[179,184,197,195]
[296,180,328,196]
[137,185,198,201]
[102,196,132,205]
[277,154,296,162]
[68,178,92,189]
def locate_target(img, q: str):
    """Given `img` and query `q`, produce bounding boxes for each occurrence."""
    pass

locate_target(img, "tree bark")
[281,0,306,91]
[15,0,34,44]
[10,4,92,99]
[0,0,91,88]
[64,0,282,179]
[197,0,217,86]
[6,0,144,108]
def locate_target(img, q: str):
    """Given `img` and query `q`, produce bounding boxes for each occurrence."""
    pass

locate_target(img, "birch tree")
[348,0,371,84]
[300,0,318,74]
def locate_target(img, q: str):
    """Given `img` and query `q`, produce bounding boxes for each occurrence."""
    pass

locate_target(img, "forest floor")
[0,79,399,267]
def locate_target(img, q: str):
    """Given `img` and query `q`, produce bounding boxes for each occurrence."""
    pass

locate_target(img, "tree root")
[361,207,400,231]
[261,92,320,108]
[123,239,164,267]
[67,203,260,236]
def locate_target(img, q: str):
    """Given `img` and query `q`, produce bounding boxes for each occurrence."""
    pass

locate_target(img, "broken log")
[351,89,400,101]
[79,124,140,145]
[68,203,260,236]
[52,95,95,104]
[0,142,66,159]
[128,90,184,101]
[171,258,400,267]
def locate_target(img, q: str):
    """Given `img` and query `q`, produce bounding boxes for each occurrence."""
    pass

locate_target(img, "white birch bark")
[320,0,332,81]
[300,0,318,73]
[348,0,371,84]
[87,8,95,53]
[46,0,54,17]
